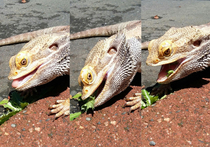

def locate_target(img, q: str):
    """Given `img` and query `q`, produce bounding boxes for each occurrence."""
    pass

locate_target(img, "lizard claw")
[151,83,172,96]
[124,93,141,113]
[20,88,37,98]
[49,97,70,119]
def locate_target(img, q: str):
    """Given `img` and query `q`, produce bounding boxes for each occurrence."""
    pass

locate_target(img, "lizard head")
[146,25,210,84]
[8,32,70,91]
[78,33,141,107]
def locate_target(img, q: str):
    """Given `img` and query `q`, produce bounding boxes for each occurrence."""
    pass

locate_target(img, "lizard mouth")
[11,66,40,90]
[93,74,107,105]
[157,58,186,83]
[95,78,106,98]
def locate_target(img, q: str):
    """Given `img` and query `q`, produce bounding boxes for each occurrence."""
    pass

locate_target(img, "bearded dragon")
[146,22,210,89]
[78,20,142,112]
[2,20,143,118]
[0,26,71,118]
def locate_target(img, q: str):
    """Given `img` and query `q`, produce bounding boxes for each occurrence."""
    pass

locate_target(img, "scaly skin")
[78,20,141,111]
[0,26,70,46]
[146,22,210,85]
[8,32,70,118]
[3,21,143,118]
[0,26,71,118]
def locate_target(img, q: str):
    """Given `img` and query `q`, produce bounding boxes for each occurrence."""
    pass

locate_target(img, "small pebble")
[11,124,16,128]
[86,117,91,121]
[122,112,126,115]
[97,121,101,125]
[164,118,170,122]
[154,15,159,19]
[151,104,156,107]
[22,110,27,113]
[45,118,50,121]
[21,0,26,3]
[22,128,26,131]
[124,126,129,131]
[110,121,117,125]
[35,127,41,132]
[104,121,109,126]
[149,141,156,146]
[79,126,84,129]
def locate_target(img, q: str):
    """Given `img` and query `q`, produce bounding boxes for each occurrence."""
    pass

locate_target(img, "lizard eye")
[79,66,95,85]
[21,58,27,65]
[15,51,29,69]
[163,48,171,56]
[159,40,173,57]
[87,73,92,81]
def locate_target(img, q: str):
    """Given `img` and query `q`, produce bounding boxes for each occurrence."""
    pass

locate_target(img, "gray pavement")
[0,1,69,101]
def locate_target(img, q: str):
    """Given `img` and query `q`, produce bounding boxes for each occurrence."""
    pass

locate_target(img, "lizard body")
[78,20,141,111]
[70,20,140,40]
[3,20,142,118]
[146,22,210,84]
[0,26,70,46]
[8,32,70,91]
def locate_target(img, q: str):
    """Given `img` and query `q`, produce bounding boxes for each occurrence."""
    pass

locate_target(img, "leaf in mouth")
[166,70,174,77]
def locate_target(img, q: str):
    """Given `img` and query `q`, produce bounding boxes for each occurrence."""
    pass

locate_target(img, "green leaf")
[0,111,19,125]
[166,70,174,77]
[81,96,95,112]
[0,99,9,105]
[70,94,95,121]
[20,102,29,109]
[141,100,147,109]
[141,89,163,109]
[0,91,29,125]
[3,101,22,112]
[142,89,152,106]
[72,92,82,99]
[70,111,82,121]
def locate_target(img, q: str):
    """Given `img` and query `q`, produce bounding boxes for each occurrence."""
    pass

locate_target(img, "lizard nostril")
[108,47,117,55]
[49,43,58,50]
[193,40,201,47]
[154,59,159,64]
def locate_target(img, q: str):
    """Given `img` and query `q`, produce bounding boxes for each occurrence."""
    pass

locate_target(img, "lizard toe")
[124,93,141,113]
[151,83,172,96]
[49,98,70,119]
[20,88,37,98]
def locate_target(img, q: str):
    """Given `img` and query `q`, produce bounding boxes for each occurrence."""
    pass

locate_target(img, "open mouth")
[11,66,40,89]
[157,58,186,83]
[94,75,107,99]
